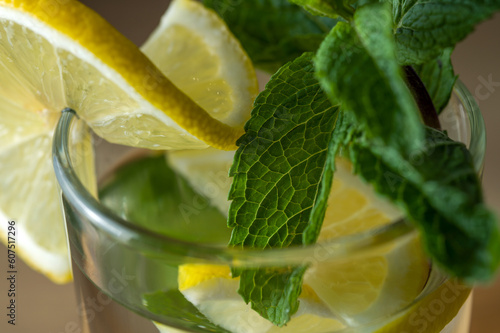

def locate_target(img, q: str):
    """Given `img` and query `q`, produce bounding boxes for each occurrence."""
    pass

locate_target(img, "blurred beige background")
[1,1,499,333]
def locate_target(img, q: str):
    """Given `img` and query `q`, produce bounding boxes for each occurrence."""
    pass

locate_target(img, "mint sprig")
[217,0,500,327]
[315,3,424,155]
[203,0,338,72]
[392,0,500,65]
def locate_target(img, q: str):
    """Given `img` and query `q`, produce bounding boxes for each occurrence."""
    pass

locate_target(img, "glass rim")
[52,81,486,266]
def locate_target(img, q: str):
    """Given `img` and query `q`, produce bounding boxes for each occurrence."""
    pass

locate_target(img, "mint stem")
[403,66,442,130]
[337,4,354,21]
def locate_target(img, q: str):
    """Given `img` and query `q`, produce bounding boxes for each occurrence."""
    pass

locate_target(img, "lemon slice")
[0,0,251,151]
[0,115,95,284]
[0,0,256,282]
[146,0,259,215]
[173,265,345,333]
[141,0,258,129]
[160,266,468,333]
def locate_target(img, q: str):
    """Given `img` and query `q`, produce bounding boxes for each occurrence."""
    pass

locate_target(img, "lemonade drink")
[52,80,482,332]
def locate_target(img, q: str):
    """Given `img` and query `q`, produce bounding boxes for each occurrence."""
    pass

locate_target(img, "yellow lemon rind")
[0,0,242,150]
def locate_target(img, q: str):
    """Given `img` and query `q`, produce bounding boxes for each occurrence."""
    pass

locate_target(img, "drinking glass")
[52,81,485,333]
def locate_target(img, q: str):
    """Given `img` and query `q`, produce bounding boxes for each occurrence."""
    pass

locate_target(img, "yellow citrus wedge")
[0,117,95,284]
[141,0,258,130]
[0,0,256,282]
[174,264,345,333]
[0,0,251,151]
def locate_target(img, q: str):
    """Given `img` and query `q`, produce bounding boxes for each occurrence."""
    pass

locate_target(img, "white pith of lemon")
[0,0,256,282]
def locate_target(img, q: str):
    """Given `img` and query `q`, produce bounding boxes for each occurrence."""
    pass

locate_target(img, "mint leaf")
[203,0,337,72]
[315,7,424,156]
[229,53,339,248]
[228,53,340,325]
[392,0,500,65]
[414,49,458,114]
[100,155,231,244]
[289,0,355,19]
[350,127,500,282]
[303,110,357,244]
[143,290,231,333]
[233,110,354,326]
[236,266,307,327]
